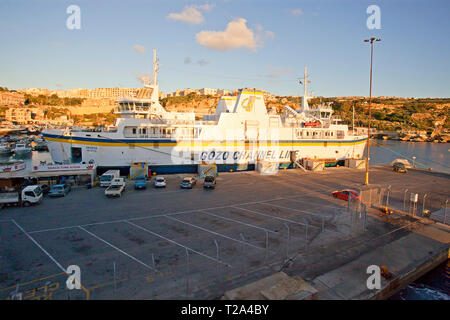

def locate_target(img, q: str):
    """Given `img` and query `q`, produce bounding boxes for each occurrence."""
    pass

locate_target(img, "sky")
[1,0,449,98]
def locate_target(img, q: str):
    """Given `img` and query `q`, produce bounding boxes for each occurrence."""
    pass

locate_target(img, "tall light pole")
[364,37,381,185]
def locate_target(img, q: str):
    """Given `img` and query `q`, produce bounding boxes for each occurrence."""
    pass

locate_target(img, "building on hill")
[5,108,44,124]
[199,88,217,96]
[181,88,200,96]
[217,89,230,96]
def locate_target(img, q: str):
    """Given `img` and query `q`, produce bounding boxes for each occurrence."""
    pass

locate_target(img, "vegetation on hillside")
[72,111,117,126]
[24,94,84,106]
[307,97,450,132]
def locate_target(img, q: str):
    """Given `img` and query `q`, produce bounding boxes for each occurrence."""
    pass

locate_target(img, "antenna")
[152,48,158,86]
[304,66,307,97]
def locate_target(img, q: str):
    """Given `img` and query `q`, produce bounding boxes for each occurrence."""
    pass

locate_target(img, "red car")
[332,189,360,201]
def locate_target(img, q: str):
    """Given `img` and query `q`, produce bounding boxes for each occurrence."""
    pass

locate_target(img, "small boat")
[304,120,321,127]
[0,142,12,155]
[0,160,26,172]
[12,143,32,157]
[33,142,49,151]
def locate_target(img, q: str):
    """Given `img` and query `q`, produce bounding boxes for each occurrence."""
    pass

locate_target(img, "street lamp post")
[364,37,381,185]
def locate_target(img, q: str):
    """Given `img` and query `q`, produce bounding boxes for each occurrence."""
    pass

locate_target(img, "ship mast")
[145,48,159,101]
[301,66,309,111]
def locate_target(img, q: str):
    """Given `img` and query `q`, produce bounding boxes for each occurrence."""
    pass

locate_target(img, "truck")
[203,175,216,189]
[134,176,147,190]
[0,185,43,209]
[100,170,120,187]
[105,178,126,197]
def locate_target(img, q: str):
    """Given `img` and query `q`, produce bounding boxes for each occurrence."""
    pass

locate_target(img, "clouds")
[196,18,274,51]
[136,73,151,85]
[167,3,214,24]
[133,45,146,54]
[184,57,210,66]
[291,9,303,16]
[263,66,293,78]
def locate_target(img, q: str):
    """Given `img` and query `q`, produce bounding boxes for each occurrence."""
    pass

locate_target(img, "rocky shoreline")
[375,132,449,143]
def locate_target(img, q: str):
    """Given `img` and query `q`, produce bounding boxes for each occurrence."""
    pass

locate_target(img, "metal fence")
[358,185,448,225]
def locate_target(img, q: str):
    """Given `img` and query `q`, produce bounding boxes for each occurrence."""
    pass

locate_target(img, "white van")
[100,170,120,187]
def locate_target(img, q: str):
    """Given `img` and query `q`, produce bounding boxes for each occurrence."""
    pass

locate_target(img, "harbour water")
[369,140,449,174]
[1,139,448,300]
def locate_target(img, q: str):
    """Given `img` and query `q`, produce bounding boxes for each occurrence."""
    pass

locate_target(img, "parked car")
[180,177,196,189]
[48,184,71,197]
[332,189,360,201]
[39,184,50,194]
[134,176,147,190]
[393,162,407,173]
[203,175,216,189]
[154,177,166,188]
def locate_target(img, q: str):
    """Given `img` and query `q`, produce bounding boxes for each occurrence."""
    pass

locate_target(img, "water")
[369,140,450,174]
[390,260,450,300]
[3,140,449,300]
[0,151,52,173]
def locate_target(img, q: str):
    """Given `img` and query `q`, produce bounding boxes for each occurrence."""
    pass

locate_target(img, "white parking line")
[233,206,313,228]
[124,220,232,267]
[263,201,332,218]
[28,197,285,234]
[11,219,66,273]
[165,215,265,251]
[199,209,308,242]
[78,226,158,272]
[281,195,345,209]
[199,210,278,234]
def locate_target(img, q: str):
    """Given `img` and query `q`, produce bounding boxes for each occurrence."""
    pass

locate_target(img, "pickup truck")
[203,175,216,189]
[134,176,147,190]
[105,178,126,197]
[0,185,43,209]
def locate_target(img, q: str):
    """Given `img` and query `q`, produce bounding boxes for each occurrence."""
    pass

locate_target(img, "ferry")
[42,50,367,174]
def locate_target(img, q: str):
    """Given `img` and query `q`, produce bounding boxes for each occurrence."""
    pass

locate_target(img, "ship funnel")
[233,89,267,117]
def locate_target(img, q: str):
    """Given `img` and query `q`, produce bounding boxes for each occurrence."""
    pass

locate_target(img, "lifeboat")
[304,121,321,127]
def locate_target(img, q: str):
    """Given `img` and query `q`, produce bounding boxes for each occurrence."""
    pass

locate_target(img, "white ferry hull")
[42,132,366,172]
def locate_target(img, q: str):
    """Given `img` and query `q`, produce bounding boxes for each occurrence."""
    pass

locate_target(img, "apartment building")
[199,88,217,95]
[5,108,44,124]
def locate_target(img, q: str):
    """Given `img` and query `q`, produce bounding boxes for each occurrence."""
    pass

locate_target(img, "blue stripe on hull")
[42,132,367,145]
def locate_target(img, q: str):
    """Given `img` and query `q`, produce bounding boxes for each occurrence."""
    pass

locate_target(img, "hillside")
[1,86,449,133]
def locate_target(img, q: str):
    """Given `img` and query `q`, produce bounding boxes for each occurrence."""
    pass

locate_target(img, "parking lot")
[0,165,448,299]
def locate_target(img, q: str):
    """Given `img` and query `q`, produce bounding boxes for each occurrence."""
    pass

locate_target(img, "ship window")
[143,128,146,134]
[132,128,136,135]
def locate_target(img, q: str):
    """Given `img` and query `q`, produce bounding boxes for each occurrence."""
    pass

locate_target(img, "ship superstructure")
[42,50,367,173]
